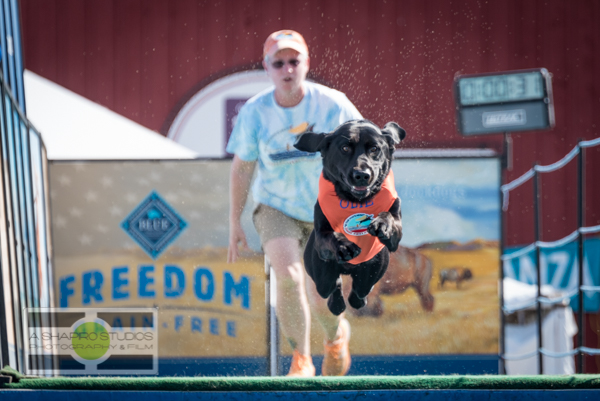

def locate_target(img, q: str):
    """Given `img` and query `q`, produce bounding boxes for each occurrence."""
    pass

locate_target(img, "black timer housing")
[454,68,555,136]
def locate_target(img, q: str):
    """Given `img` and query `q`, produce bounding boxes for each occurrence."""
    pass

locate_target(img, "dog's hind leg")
[347,289,367,310]
[327,277,346,315]
[347,274,372,310]
[351,293,383,317]
[348,250,389,310]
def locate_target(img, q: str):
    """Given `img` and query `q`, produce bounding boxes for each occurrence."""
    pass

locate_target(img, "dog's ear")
[381,122,406,147]
[294,132,331,153]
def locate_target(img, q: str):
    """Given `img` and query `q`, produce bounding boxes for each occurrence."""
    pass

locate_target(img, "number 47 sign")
[503,238,600,313]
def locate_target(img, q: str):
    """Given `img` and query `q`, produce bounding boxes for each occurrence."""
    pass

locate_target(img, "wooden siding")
[19,0,600,248]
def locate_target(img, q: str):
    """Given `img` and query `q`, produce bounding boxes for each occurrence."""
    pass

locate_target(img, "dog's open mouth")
[351,185,369,196]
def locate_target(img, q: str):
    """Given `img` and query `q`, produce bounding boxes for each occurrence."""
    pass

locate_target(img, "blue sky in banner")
[49,160,500,254]
[392,158,500,248]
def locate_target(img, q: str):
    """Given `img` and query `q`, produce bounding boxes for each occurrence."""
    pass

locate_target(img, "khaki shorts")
[252,204,314,250]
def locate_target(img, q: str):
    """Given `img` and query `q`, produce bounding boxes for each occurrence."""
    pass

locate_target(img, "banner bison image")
[349,246,435,317]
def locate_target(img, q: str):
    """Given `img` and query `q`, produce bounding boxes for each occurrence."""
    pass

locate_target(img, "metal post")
[577,141,585,373]
[533,163,543,374]
[265,257,271,375]
[498,132,509,374]
[0,72,11,369]
[504,133,513,171]
[265,257,279,376]
[1,70,25,373]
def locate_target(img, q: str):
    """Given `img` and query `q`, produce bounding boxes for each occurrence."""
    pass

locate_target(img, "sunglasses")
[271,59,301,69]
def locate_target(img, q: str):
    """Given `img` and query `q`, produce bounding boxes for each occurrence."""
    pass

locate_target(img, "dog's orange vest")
[318,171,398,265]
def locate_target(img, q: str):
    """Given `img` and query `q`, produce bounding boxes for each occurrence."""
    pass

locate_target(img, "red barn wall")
[19,0,600,248]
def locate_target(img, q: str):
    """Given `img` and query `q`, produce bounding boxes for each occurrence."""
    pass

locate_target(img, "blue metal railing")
[500,136,600,374]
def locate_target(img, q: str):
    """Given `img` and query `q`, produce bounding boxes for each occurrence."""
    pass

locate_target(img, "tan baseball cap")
[263,30,309,59]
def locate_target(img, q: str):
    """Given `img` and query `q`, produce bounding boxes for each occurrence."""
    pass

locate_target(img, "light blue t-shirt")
[226,81,363,222]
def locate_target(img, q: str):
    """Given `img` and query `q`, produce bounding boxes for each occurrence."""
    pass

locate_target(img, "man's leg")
[263,236,314,376]
[305,277,339,340]
[306,276,352,376]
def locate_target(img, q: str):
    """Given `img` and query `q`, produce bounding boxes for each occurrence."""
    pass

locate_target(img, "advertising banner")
[50,157,500,375]
[49,161,267,371]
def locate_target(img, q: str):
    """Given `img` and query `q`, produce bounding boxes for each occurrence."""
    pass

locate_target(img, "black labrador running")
[294,119,406,315]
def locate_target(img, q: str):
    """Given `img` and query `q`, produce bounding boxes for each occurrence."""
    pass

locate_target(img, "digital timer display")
[454,68,554,136]
[458,71,545,106]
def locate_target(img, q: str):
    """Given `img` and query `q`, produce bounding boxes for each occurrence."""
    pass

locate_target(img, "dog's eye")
[341,145,350,153]
[369,146,379,154]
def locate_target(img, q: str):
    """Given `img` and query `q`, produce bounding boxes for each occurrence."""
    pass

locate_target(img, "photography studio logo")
[24,308,158,375]
[121,191,187,259]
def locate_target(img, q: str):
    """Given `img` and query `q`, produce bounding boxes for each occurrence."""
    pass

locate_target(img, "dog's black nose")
[352,169,371,185]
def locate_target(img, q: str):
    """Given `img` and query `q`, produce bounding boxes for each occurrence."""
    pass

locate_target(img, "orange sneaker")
[286,350,316,377]
[322,317,351,376]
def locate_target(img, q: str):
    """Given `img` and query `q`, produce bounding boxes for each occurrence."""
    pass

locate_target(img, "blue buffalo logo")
[121,191,187,259]
[343,213,373,236]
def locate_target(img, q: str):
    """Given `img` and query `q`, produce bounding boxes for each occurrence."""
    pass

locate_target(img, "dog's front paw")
[336,241,361,263]
[367,212,394,241]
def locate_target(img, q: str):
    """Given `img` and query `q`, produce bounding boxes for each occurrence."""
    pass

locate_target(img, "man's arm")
[227,155,256,263]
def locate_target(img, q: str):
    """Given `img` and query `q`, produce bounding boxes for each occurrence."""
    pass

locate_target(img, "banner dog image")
[294,119,406,315]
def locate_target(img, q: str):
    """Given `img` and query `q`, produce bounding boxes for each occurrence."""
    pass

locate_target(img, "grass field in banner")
[280,245,499,356]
